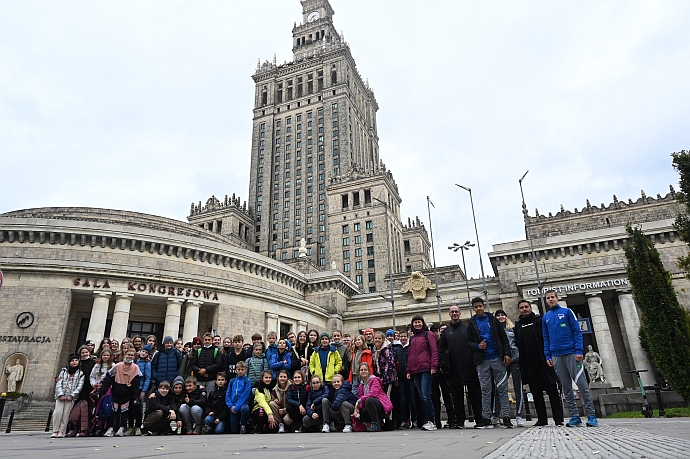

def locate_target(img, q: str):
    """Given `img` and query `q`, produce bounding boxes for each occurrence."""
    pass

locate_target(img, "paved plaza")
[2,419,690,459]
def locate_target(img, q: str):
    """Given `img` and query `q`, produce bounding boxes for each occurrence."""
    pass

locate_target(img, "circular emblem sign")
[16,312,34,329]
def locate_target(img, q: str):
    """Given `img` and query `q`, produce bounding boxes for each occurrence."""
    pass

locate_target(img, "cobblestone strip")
[484,424,690,459]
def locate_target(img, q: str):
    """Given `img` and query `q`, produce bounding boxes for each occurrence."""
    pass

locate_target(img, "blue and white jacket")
[542,304,583,359]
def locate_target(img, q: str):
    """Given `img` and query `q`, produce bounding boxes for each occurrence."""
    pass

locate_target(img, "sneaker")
[566,416,583,427]
[503,417,513,429]
[474,419,494,429]
[56,432,65,438]
[294,428,302,433]
[65,430,76,438]
[49,432,58,438]
[104,427,114,437]
[422,421,437,431]
[240,425,247,434]
[321,423,330,433]
[143,429,154,436]
[367,421,382,432]
[586,416,599,427]
[342,425,352,433]
[411,421,418,428]
[516,417,525,427]
[124,427,133,436]
[491,416,500,426]
[115,427,125,437]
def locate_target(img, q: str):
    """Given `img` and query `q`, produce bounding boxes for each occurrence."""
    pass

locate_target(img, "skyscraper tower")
[244,0,430,293]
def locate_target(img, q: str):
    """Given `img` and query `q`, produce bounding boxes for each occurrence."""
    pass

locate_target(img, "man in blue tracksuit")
[542,290,598,427]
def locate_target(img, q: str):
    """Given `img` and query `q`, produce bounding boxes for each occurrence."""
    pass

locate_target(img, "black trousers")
[448,383,483,425]
[360,397,386,424]
[432,373,455,427]
[524,369,564,424]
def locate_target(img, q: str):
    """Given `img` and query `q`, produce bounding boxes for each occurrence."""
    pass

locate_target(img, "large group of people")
[50,290,597,438]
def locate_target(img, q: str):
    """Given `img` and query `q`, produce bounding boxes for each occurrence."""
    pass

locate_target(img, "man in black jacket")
[439,305,484,429]
[191,332,223,393]
[466,297,512,429]
[514,300,564,426]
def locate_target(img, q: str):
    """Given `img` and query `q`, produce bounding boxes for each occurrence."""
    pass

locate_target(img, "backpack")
[97,388,114,419]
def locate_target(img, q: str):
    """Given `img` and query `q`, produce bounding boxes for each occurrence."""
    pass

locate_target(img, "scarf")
[114,361,139,386]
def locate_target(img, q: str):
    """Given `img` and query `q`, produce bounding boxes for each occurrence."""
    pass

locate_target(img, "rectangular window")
[369,286,376,293]
[342,225,349,234]
[356,261,363,270]
[319,258,325,266]
[354,223,361,231]
[320,247,326,255]
[344,263,351,272]
[364,189,371,205]
[367,246,374,255]
[366,221,373,230]
[355,235,361,244]
[355,248,362,257]
[368,259,375,268]
[343,250,350,259]
[368,273,376,282]
[343,237,350,246]
[404,240,411,253]
[356,274,363,284]
[319,236,325,243]
[366,233,374,242]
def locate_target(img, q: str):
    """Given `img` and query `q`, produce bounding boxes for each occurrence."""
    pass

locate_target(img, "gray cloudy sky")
[1,0,688,277]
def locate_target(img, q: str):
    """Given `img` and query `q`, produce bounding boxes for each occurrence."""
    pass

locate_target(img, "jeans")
[179,404,204,430]
[228,405,250,434]
[397,376,417,423]
[203,415,226,434]
[411,372,435,424]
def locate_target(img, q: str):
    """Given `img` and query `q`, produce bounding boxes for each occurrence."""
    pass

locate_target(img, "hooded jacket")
[136,358,152,392]
[330,380,357,411]
[309,344,343,383]
[542,304,583,359]
[55,367,85,400]
[269,349,292,378]
[151,345,182,385]
[406,329,438,375]
[305,384,329,416]
[467,313,511,365]
[168,376,187,418]
[225,349,246,381]
[226,375,252,412]
[357,375,393,414]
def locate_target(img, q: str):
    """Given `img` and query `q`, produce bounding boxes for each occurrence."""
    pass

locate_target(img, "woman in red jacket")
[353,362,393,432]
[405,314,438,431]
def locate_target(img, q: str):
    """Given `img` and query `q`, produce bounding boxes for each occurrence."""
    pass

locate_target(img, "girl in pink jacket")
[353,362,392,432]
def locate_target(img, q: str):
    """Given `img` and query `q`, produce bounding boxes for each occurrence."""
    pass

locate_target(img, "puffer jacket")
[269,349,292,378]
[136,358,152,392]
[190,346,223,382]
[55,368,85,400]
[305,384,329,417]
[246,353,269,386]
[331,380,357,411]
[309,345,342,384]
[151,345,182,386]
[286,382,309,409]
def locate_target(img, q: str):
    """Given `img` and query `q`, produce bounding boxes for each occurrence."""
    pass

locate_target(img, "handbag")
[350,414,367,432]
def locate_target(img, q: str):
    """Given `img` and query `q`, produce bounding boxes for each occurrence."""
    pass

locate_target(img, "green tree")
[672,150,690,272]
[624,224,690,401]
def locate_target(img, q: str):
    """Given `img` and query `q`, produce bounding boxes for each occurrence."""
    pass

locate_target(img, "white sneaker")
[321,423,330,433]
[422,421,436,431]
[343,425,352,433]
[278,423,285,433]
[516,417,525,427]
[115,427,125,437]
[104,427,114,437]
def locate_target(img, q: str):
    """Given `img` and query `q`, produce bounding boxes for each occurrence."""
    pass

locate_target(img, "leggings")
[359,398,386,424]
[129,402,143,430]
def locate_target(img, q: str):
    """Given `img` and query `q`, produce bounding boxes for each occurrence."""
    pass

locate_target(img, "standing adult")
[439,305,484,429]
[514,299,564,426]
[430,324,455,429]
[542,290,598,427]
[493,309,525,427]
[467,297,513,429]
[406,314,438,431]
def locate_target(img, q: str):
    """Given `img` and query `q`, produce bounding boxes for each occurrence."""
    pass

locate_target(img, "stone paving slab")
[485,422,690,459]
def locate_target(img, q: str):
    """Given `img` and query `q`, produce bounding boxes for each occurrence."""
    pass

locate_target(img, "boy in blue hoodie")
[322,374,357,432]
[270,339,292,378]
[542,290,597,427]
[265,331,279,366]
[226,361,252,434]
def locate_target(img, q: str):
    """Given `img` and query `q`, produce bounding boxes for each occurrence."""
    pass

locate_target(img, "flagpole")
[427,196,442,324]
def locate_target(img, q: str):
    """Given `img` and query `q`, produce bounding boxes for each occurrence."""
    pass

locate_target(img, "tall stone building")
[243,0,429,292]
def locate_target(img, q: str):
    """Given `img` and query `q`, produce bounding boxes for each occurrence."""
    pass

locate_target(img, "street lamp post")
[448,241,475,307]
[373,197,396,329]
[455,184,489,310]
[427,196,443,324]
[519,170,546,315]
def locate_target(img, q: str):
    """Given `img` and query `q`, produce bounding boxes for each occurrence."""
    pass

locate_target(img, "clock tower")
[293,0,338,56]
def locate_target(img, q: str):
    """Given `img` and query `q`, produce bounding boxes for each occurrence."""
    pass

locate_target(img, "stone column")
[266,313,279,336]
[182,300,202,344]
[109,293,134,342]
[618,290,654,386]
[586,292,624,388]
[297,320,308,333]
[164,298,184,340]
[86,291,112,344]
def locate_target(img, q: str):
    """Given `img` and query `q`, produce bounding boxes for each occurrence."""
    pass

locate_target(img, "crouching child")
[143,381,175,435]
[322,374,357,432]
[179,376,207,434]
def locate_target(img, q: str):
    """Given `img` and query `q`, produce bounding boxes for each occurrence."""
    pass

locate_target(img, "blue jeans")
[203,415,226,434]
[228,405,250,434]
[412,372,435,424]
[398,376,417,422]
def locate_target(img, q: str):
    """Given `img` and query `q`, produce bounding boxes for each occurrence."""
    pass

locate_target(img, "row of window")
[342,234,374,245]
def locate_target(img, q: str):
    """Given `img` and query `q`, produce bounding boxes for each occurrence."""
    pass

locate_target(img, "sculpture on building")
[5,359,24,393]
[401,271,436,300]
[298,238,308,258]
[584,345,606,382]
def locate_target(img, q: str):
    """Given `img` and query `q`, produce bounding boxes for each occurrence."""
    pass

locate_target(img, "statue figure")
[298,238,308,258]
[584,345,606,382]
[5,359,24,393]
[331,261,337,270]
[401,271,436,300]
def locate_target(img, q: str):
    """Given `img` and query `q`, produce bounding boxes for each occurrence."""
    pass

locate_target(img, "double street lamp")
[455,184,489,309]
[448,241,475,307]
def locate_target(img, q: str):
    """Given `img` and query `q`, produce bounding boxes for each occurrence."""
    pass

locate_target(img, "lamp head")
[519,170,529,183]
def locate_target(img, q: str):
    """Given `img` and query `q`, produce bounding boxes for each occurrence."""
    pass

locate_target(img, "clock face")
[308,11,320,22]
